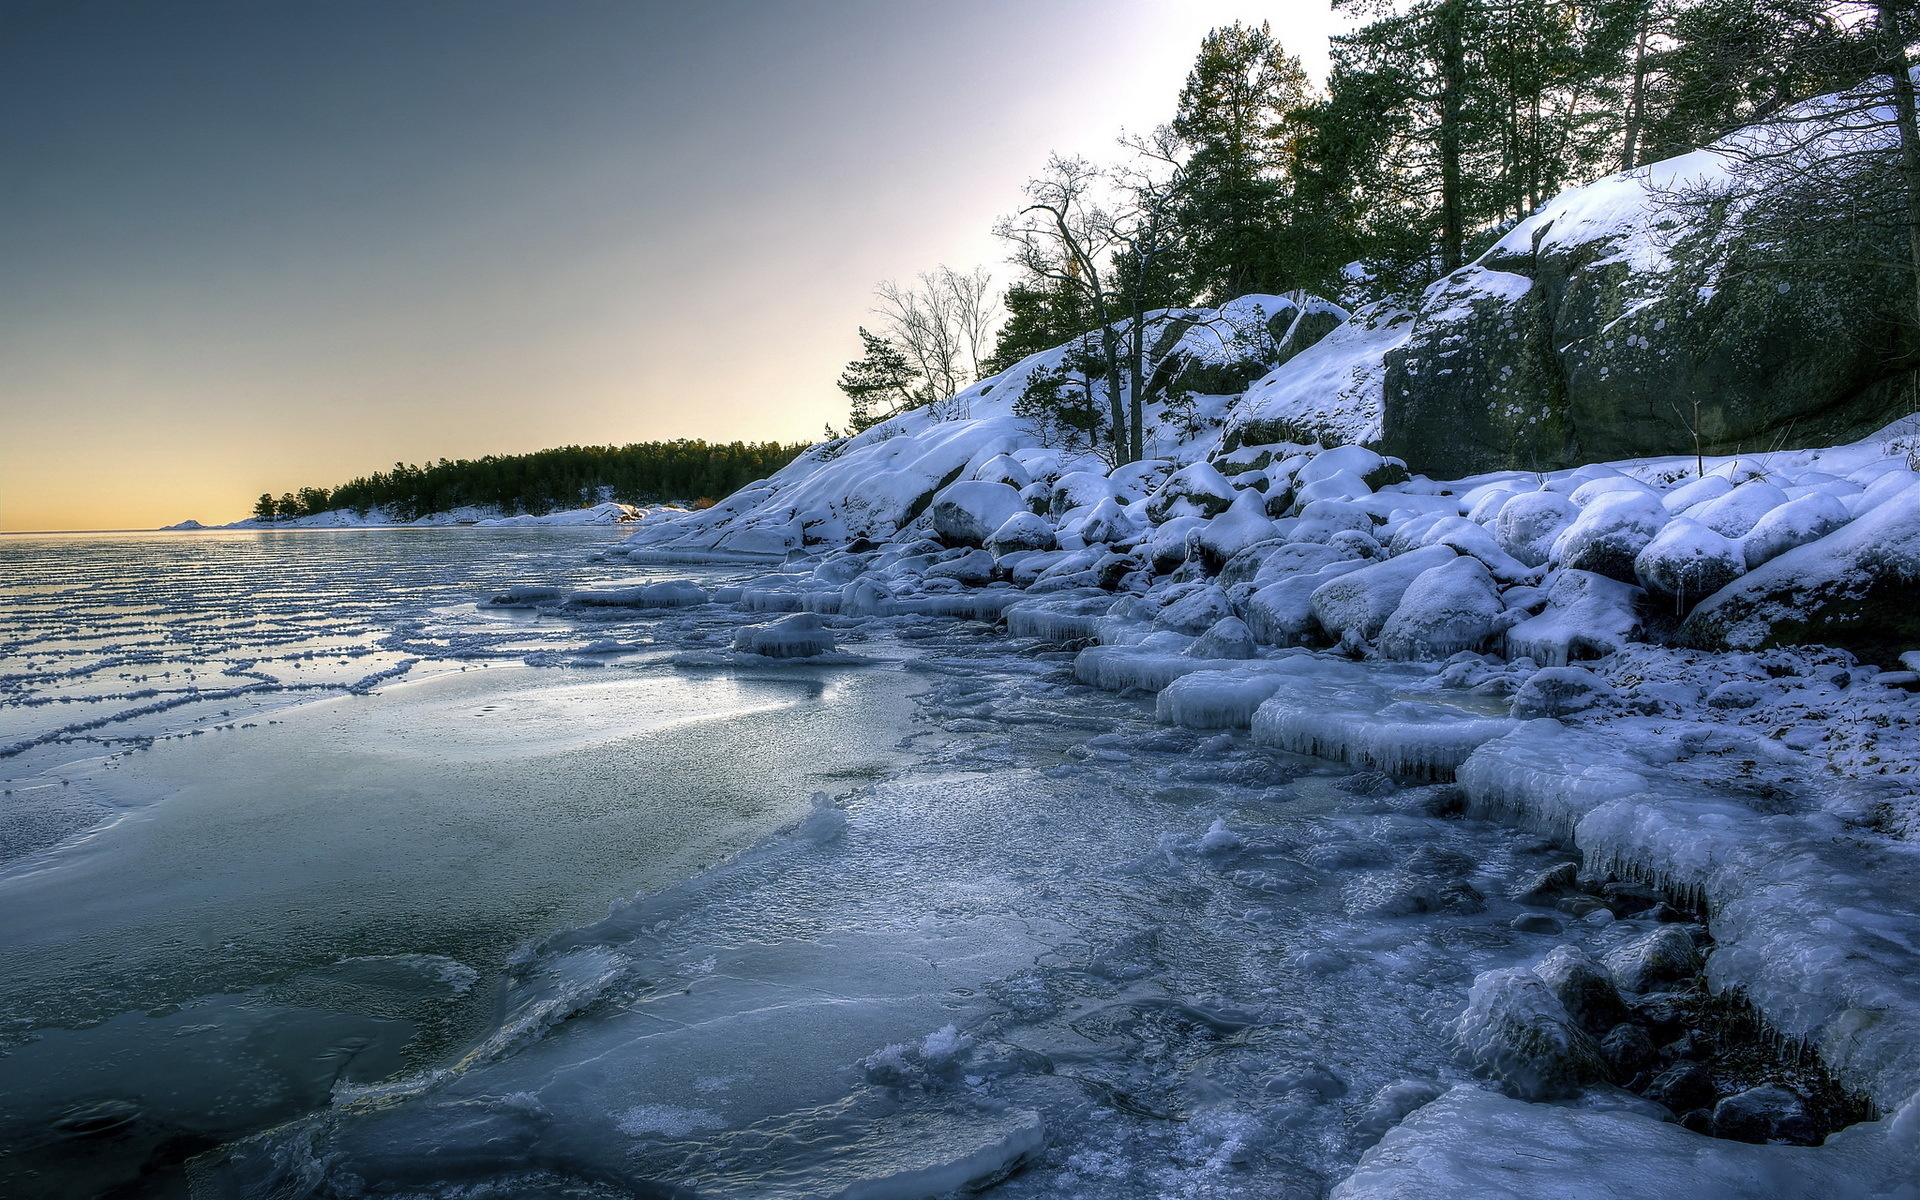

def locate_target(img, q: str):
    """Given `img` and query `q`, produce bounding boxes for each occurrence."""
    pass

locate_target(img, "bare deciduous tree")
[872,266,1001,418]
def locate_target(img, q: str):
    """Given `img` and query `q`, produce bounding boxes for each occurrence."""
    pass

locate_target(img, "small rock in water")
[1711,1084,1817,1145]
[1511,862,1580,906]
[1185,616,1257,660]
[1604,926,1703,993]
[1352,1080,1444,1147]
[1261,1062,1347,1102]
[1531,945,1631,1036]
[1335,770,1397,796]
[1510,914,1565,935]
[1455,966,1608,1100]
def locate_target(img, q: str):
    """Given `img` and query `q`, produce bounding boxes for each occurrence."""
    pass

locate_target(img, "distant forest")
[254,440,809,522]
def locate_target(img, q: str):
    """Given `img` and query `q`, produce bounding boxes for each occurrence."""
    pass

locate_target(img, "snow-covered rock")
[930,481,1029,547]
[1375,556,1504,661]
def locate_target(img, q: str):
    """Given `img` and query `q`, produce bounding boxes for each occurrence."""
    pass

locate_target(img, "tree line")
[251,440,808,523]
[835,0,1917,462]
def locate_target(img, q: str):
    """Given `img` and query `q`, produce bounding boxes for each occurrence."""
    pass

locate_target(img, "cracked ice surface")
[203,624,1606,1199]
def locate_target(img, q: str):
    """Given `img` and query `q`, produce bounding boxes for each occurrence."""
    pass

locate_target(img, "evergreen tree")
[835,326,921,431]
[1171,21,1315,301]
[252,493,277,522]
[984,275,1093,374]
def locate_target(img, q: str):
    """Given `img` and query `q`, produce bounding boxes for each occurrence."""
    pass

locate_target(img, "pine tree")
[835,327,921,431]
[1171,21,1314,302]
[252,493,277,522]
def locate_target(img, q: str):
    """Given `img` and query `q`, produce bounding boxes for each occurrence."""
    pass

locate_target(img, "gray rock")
[1511,862,1580,906]
[925,548,997,585]
[1600,1022,1657,1079]
[1644,1062,1718,1114]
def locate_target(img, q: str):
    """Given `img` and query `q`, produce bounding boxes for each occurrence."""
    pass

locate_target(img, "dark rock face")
[1377,157,1917,477]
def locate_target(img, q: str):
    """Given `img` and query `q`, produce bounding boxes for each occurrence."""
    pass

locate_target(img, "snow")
[1234,301,1413,447]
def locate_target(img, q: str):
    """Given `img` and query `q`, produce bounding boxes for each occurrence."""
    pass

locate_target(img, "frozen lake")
[0,530,920,1196]
[0,530,1809,1199]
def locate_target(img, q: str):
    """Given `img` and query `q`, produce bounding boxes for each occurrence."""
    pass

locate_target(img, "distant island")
[222,439,807,529]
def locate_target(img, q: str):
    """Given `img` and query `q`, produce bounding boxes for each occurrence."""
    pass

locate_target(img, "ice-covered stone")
[1454,966,1608,1100]
[1602,926,1701,993]
[1509,665,1617,719]
[1633,518,1745,609]
[1155,584,1236,635]
[1351,1080,1444,1148]
[1376,556,1505,660]
[1504,569,1643,666]
[1530,945,1630,1037]
[1243,561,1368,646]
[732,612,838,659]
[925,548,996,585]
[1185,616,1257,660]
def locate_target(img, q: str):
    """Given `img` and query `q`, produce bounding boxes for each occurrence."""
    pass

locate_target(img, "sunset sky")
[1,1,1345,531]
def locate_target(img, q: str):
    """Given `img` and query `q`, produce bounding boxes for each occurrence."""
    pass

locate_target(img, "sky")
[0,1,1347,531]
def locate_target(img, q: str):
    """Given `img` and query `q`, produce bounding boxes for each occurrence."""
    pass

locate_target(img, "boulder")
[733,612,837,659]
[1244,561,1368,646]
[1376,556,1505,660]
[1145,462,1237,523]
[1552,490,1669,582]
[1154,584,1236,635]
[1602,926,1702,993]
[1310,545,1459,643]
[1197,490,1281,569]
[1710,1085,1817,1145]
[1679,480,1920,667]
[1684,479,1790,538]
[1742,491,1851,569]
[930,481,1028,547]
[1048,471,1117,520]
[1530,945,1630,1037]
[1376,134,1919,477]
[1509,665,1617,719]
[985,512,1057,558]
[1148,516,1209,575]
[1186,616,1258,660]
[971,453,1033,490]
[1078,497,1144,547]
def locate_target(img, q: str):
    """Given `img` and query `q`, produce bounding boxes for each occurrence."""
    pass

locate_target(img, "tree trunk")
[1880,0,1920,341]
[1621,6,1651,171]
[1437,0,1468,273]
